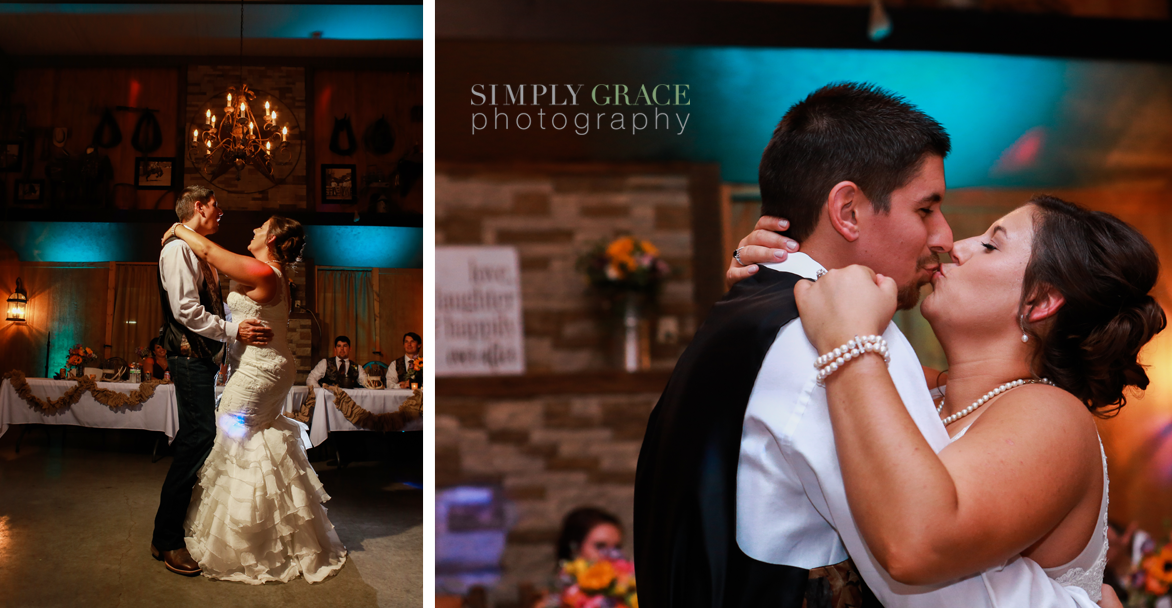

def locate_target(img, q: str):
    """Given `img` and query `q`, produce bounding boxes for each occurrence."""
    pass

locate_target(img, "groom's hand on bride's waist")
[237,318,273,346]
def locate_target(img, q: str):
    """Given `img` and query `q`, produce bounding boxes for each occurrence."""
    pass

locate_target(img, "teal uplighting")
[0,222,137,262]
[670,48,1074,187]
[0,5,423,40]
[303,226,422,269]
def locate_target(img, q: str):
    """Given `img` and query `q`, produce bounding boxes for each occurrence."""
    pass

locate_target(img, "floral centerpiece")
[66,344,97,377]
[577,235,670,298]
[135,345,151,361]
[553,553,637,608]
[577,235,671,372]
[1116,530,1172,607]
[406,356,423,387]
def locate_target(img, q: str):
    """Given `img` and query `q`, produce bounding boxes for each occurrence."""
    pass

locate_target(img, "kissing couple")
[636,83,1163,608]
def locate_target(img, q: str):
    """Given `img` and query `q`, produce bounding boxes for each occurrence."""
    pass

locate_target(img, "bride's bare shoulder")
[971,383,1101,455]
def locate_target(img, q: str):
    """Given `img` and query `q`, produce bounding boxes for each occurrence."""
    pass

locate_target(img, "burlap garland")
[283,386,423,432]
[2,370,167,414]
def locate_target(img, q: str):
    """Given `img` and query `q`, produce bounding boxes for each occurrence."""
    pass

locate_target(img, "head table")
[1,378,423,450]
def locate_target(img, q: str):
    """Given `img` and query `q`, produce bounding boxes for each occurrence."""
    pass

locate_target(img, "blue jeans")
[150,355,218,551]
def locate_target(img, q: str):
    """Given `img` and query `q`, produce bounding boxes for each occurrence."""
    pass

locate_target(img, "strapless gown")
[184,271,347,584]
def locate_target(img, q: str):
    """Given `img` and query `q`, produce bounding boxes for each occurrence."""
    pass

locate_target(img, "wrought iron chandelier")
[190,1,289,182]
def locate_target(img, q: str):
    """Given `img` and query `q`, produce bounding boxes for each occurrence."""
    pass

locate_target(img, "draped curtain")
[316,268,376,366]
[111,264,163,362]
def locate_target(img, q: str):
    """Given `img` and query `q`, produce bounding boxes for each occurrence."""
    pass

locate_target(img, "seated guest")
[389,332,422,388]
[306,335,368,389]
[142,337,170,380]
[557,507,624,563]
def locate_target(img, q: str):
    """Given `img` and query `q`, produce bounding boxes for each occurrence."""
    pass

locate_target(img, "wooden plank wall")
[378,268,424,364]
[0,262,110,377]
[6,67,180,210]
[313,69,424,214]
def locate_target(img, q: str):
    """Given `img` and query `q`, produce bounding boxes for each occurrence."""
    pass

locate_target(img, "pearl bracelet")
[814,335,890,386]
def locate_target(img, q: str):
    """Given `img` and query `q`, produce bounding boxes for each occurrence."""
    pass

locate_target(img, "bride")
[164,216,347,584]
[734,197,1163,605]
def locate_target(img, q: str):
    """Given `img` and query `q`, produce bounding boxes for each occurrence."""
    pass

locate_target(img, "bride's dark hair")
[1022,195,1166,416]
[266,215,305,265]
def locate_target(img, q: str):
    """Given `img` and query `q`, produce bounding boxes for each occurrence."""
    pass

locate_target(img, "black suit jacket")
[635,267,822,608]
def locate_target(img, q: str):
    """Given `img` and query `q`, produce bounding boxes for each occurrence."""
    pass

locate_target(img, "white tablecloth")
[1,379,417,449]
[309,387,422,447]
[0,378,180,442]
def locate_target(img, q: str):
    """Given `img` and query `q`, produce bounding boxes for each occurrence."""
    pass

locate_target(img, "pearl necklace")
[937,378,1053,426]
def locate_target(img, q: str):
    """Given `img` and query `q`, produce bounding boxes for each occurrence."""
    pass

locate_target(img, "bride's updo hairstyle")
[266,215,306,265]
[1022,195,1166,416]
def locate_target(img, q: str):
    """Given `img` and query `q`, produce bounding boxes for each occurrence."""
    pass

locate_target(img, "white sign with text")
[436,246,526,376]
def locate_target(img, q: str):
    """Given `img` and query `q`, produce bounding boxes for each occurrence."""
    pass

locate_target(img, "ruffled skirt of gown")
[183,345,347,584]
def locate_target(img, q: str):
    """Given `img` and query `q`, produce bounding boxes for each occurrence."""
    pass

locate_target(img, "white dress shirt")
[386,354,420,385]
[306,357,369,388]
[159,238,238,357]
[736,252,1097,608]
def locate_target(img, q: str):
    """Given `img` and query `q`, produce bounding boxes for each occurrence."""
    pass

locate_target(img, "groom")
[150,185,273,576]
[634,84,1109,607]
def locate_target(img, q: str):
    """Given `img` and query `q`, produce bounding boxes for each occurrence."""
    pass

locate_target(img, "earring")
[1020,314,1029,343]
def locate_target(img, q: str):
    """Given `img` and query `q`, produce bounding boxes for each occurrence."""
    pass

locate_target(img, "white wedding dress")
[185,268,347,584]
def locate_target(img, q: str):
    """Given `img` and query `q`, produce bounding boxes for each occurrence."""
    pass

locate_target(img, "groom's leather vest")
[157,235,225,360]
[635,266,878,608]
[323,357,359,389]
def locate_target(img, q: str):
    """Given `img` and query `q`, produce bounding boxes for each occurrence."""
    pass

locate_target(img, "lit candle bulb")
[249,121,254,136]
[281,126,287,142]
[211,114,216,127]
[205,109,211,125]
[240,102,246,113]
[266,141,271,152]
[271,110,277,122]
[192,129,198,143]
[227,93,232,104]
[265,101,270,118]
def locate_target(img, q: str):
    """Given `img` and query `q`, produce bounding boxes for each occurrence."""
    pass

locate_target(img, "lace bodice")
[226,270,288,343]
[220,266,294,423]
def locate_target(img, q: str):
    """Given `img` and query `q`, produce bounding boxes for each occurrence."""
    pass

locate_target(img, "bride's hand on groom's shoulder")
[794,265,897,353]
[161,223,181,246]
[726,215,800,289]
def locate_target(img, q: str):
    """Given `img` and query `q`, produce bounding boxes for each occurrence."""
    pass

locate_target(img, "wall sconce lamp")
[7,277,28,323]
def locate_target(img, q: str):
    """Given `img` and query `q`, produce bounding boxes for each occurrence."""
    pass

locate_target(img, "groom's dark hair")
[176,185,214,222]
[759,82,951,241]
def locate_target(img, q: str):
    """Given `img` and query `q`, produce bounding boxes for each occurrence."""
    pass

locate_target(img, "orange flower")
[1143,544,1172,594]
[639,240,659,257]
[413,357,423,371]
[67,355,83,366]
[577,560,616,592]
[605,236,635,261]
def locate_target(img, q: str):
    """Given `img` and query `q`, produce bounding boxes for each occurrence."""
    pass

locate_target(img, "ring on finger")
[733,247,746,266]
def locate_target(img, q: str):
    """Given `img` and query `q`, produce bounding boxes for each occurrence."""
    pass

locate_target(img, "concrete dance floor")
[0,426,422,608]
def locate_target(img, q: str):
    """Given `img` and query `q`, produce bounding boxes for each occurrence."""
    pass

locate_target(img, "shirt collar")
[759,252,827,281]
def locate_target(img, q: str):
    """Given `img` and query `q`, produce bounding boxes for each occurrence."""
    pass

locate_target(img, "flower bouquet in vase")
[67,344,98,379]
[577,235,671,372]
[552,552,637,608]
[407,356,423,388]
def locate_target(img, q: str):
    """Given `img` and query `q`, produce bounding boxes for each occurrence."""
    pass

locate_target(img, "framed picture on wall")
[321,164,357,204]
[13,179,46,206]
[135,157,176,190]
[1,141,22,172]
